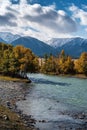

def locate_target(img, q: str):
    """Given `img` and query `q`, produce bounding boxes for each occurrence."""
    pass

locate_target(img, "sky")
[0,0,87,41]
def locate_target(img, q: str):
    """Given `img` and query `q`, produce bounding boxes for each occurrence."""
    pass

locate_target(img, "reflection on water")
[17,73,87,130]
[29,77,71,86]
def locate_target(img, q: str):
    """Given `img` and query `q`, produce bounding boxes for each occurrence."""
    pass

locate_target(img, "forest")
[0,43,39,77]
[0,42,87,77]
[41,50,87,76]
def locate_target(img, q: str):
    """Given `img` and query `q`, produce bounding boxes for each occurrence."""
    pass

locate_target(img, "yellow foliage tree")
[74,52,87,75]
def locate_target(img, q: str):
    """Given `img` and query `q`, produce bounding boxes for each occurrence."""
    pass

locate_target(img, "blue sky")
[27,0,87,9]
[0,0,87,41]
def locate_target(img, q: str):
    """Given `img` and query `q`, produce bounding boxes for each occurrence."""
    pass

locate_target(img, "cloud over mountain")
[69,4,87,26]
[0,12,17,26]
[0,0,77,41]
[24,4,77,33]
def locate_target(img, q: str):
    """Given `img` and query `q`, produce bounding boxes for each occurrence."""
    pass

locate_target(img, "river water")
[16,73,87,130]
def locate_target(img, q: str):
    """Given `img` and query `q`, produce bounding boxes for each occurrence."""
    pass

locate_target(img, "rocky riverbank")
[0,79,38,130]
[0,79,87,130]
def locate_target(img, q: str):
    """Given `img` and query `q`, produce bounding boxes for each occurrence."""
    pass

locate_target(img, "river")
[16,73,87,130]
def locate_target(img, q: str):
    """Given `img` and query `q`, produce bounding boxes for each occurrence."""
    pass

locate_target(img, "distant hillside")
[0,37,6,43]
[0,32,56,57]
[48,37,87,58]
[48,38,74,48]
[12,36,56,57]
[0,32,20,43]
[0,32,87,58]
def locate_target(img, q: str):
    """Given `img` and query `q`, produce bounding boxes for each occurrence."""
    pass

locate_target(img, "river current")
[16,73,87,130]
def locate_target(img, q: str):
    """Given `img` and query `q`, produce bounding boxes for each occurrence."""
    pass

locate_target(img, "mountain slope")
[48,37,87,58]
[48,38,74,48]
[0,37,6,43]
[0,32,20,43]
[12,36,56,57]
[1,31,87,58]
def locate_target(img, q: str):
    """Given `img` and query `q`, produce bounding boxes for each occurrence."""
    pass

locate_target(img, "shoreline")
[0,79,38,130]
[0,75,31,83]
[43,73,87,79]
[0,77,87,130]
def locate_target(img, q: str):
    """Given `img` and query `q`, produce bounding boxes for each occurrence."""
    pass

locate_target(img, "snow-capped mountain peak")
[47,38,76,48]
[0,32,20,43]
[47,37,87,58]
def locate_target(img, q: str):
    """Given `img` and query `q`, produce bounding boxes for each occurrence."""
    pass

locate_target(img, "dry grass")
[0,75,31,83]
[0,105,32,130]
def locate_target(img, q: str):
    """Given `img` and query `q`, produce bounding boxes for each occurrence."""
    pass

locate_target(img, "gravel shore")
[0,79,38,130]
[0,80,27,107]
[0,79,87,130]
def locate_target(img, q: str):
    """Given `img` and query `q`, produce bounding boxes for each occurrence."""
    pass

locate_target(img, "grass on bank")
[0,75,31,83]
[0,105,32,130]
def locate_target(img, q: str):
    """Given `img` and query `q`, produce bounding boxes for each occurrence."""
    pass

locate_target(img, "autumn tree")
[0,43,39,77]
[74,52,87,75]
[41,55,56,73]
[13,45,39,76]
[58,50,67,74]
[0,43,13,75]
[41,50,75,74]
[64,56,74,74]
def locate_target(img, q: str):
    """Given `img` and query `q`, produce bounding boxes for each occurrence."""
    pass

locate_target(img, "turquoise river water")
[16,73,87,130]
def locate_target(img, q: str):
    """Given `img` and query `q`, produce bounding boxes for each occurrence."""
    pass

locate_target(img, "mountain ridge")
[48,37,87,58]
[0,32,87,58]
[0,32,20,43]
[11,36,56,57]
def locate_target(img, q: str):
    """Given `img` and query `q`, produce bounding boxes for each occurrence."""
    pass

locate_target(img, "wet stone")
[3,115,9,120]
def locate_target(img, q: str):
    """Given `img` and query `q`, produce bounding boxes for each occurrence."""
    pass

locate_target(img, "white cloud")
[58,10,66,16]
[0,0,77,41]
[20,0,28,4]
[82,5,87,9]
[69,4,87,26]
[23,3,77,33]
[85,28,87,32]
[69,4,78,12]
[0,0,11,15]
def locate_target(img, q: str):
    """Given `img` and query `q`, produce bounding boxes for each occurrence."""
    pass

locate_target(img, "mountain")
[0,32,20,43]
[0,37,6,43]
[12,36,56,57]
[0,32,56,57]
[48,38,74,48]
[48,37,87,58]
[1,32,87,58]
